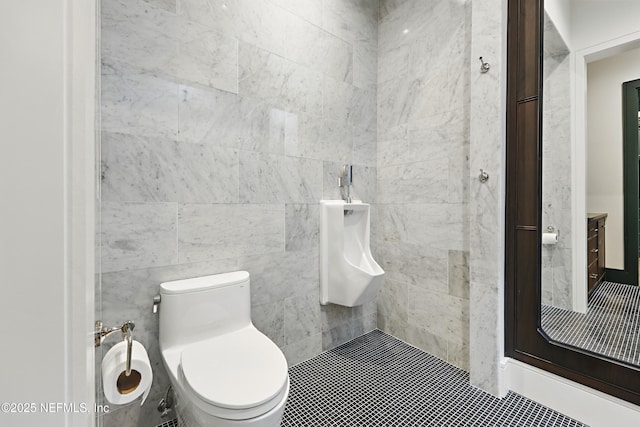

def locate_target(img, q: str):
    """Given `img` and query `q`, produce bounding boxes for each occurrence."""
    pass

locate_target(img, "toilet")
[158,271,290,427]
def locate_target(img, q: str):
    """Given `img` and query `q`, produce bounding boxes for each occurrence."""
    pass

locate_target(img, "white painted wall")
[0,1,96,426]
[0,1,67,424]
[546,0,573,49]
[572,0,640,52]
[586,47,640,269]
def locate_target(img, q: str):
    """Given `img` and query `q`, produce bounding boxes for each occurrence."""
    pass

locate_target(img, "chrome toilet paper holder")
[95,320,135,376]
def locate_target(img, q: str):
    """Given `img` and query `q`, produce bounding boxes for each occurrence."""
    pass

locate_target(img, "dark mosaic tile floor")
[157,330,586,426]
[542,281,640,366]
[281,330,586,426]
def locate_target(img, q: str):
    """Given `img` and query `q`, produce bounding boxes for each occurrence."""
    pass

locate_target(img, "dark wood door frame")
[607,79,640,285]
[505,0,640,405]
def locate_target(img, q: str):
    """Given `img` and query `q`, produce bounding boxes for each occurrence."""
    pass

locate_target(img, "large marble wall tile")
[351,87,378,131]
[322,77,354,126]
[234,0,290,56]
[103,1,238,94]
[320,302,361,333]
[379,0,409,19]
[407,286,469,346]
[404,323,448,361]
[322,0,378,89]
[377,278,408,339]
[378,0,435,53]
[252,300,285,347]
[323,78,377,131]
[178,84,286,153]
[178,0,288,56]
[322,319,365,350]
[378,44,409,86]
[353,127,377,167]
[354,39,378,90]
[448,141,470,204]
[238,43,323,116]
[377,161,449,204]
[178,204,284,263]
[145,0,176,13]
[320,302,371,350]
[468,177,499,287]
[101,131,239,203]
[350,164,377,203]
[239,151,323,203]
[174,18,238,93]
[378,242,448,294]
[448,250,470,300]
[268,0,322,27]
[285,204,319,253]
[378,204,467,251]
[101,202,177,273]
[101,62,178,139]
[407,110,469,158]
[378,74,454,131]
[322,0,378,44]
[284,113,353,162]
[177,0,238,37]
[448,340,470,371]
[377,124,411,167]
[239,249,319,306]
[284,17,353,83]
[102,0,177,76]
[284,292,322,345]
[282,333,323,366]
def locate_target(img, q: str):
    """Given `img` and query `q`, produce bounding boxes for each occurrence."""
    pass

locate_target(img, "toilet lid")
[180,327,288,411]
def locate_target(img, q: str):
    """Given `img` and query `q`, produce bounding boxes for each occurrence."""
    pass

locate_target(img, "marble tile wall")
[97,0,378,425]
[468,0,508,396]
[375,0,472,371]
[542,13,573,310]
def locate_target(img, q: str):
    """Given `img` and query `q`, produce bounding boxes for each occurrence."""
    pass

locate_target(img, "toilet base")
[171,377,289,427]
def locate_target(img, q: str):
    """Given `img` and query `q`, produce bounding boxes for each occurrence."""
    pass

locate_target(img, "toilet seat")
[179,326,289,420]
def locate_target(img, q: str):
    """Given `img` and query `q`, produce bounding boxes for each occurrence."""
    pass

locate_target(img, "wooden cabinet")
[587,213,607,296]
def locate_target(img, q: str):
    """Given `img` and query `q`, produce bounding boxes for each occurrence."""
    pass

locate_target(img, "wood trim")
[505,0,640,406]
[606,79,640,286]
[623,80,640,285]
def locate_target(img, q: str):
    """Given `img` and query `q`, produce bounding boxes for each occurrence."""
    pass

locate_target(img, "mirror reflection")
[541,0,640,367]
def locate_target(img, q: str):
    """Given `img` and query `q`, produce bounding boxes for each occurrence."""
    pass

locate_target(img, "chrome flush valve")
[338,163,353,203]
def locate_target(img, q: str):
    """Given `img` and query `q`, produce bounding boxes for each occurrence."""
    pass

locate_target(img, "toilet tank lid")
[160,271,250,295]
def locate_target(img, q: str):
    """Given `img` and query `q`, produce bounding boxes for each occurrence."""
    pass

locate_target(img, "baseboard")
[501,358,640,427]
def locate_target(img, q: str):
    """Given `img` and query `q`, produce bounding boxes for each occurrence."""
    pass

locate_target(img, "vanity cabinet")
[587,213,607,295]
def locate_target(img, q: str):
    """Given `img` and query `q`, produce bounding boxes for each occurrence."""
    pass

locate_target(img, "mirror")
[540,0,640,367]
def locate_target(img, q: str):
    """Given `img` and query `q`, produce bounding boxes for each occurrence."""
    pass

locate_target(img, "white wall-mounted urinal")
[320,200,385,307]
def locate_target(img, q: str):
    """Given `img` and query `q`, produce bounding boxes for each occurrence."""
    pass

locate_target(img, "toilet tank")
[159,271,252,351]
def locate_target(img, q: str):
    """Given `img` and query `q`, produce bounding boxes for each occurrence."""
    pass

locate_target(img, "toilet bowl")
[159,271,289,427]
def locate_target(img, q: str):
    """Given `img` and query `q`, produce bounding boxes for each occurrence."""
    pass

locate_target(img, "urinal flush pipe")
[338,163,353,203]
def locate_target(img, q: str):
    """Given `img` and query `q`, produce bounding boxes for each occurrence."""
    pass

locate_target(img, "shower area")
[96,0,504,425]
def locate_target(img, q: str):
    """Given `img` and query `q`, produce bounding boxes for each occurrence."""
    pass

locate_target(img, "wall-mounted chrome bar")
[94,320,135,376]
